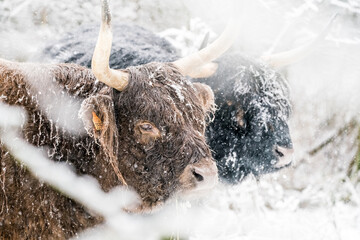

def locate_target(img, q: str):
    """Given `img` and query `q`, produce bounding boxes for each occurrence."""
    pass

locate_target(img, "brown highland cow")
[0,0,239,238]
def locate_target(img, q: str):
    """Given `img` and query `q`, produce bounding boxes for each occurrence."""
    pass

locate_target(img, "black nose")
[192,169,204,182]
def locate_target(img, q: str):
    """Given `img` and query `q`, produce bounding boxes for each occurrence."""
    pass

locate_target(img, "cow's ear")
[79,94,118,140]
[193,82,215,113]
[79,93,126,186]
[92,111,104,131]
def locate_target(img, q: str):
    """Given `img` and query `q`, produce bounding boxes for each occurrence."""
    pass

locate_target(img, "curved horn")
[92,0,129,91]
[261,14,337,68]
[173,18,239,78]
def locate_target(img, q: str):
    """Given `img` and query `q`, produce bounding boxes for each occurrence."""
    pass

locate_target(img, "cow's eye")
[267,123,275,132]
[135,121,161,145]
[140,123,153,131]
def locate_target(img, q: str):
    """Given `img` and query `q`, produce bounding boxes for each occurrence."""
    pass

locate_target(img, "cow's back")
[41,24,178,68]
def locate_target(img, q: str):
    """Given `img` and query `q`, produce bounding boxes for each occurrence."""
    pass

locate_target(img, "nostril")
[275,148,284,157]
[192,169,204,182]
[274,146,295,168]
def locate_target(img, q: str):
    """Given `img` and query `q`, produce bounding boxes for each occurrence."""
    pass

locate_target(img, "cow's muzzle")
[178,157,218,196]
[191,159,218,191]
[274,145,294,168]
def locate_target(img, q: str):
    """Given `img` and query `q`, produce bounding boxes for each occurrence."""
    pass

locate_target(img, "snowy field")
[0,0,360,239]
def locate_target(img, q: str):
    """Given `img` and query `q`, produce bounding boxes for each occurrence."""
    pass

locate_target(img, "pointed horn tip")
[101,0,112,25]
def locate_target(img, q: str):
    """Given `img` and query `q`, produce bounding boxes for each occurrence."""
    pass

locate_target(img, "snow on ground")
[0,0,359,239]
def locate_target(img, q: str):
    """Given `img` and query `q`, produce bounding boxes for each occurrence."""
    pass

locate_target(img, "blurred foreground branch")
[0,103,137,217]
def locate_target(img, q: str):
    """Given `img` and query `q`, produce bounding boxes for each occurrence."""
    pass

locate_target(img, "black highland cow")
[200,54,293,182]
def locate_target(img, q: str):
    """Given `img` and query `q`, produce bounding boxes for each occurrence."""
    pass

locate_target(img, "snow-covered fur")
[0,59,215,239]
[42,24,178,68]
[41,24,293,183]
[200,54,292,182]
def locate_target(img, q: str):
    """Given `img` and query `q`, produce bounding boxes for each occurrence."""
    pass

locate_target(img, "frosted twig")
[286,0,319,19]
[8,0,33,19]
[331,0,360,14]
[308,118,358,156]
[0,165,9,215]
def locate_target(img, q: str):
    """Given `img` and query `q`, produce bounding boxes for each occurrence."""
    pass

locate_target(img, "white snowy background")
[0,0,360,239]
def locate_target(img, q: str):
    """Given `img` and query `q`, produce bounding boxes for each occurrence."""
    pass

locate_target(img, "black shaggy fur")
[199,54,292,182]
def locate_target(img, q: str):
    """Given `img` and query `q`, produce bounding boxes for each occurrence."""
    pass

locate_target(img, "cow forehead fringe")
[123,62,208,127]
[126,62,191,92]
[234,62,291,123]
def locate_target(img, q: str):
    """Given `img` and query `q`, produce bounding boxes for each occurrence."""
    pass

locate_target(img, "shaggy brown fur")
[0,60,215,239]
[114,63,213,208]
